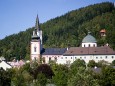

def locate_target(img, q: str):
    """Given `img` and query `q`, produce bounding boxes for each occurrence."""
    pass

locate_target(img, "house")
[0,61,12,70]
[100,29,106,37]
[8,60,25,68]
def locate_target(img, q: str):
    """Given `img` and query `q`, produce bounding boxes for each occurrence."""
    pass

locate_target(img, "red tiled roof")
[63,46,115,55]
[100,29,106,33]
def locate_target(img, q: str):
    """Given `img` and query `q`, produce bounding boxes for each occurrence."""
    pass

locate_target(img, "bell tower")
[30,15,42,62]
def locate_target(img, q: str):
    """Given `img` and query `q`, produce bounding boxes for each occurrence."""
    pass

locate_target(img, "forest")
[0,2,115,60]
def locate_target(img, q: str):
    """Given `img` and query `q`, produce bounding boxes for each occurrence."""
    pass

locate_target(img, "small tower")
[100,29,106,37]
[30,15,42,62]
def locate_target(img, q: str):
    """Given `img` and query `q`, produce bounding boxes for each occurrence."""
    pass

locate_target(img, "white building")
[30,15,115,64]
[30,15,42,62]
[0,61,12,70]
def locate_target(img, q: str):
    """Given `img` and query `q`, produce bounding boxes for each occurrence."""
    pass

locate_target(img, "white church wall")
[31,41,40,60]
[82,43,97,47]
[57,56,73,64]
[42,55,61,64]
[56,54,115,64]
[31,42,40,55]
[93,55,115,63]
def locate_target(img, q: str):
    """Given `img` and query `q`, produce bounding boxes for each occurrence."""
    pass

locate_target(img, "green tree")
[87,60,97,68]
[70,59,86,68]
[0,68,12,86]
[99,66,115,86]
[36,73,47,86]
[97,60,108,67]
[69,59,86,77]
[52,64,68,86]
[111,60,115,66]
[67,67,99,86]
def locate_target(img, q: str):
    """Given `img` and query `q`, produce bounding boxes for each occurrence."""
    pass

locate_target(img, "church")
[30,15,115,64]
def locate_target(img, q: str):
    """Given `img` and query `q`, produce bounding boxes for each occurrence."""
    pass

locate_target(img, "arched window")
[34,46,37,52]
[55,57,57,61]
[89,44,90,47]
[105,56,107,59]
[49,57,51,61]
[84,44,85,47]
[42,57,45,63]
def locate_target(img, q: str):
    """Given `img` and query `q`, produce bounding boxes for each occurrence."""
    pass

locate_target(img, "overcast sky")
[0,0,114,39]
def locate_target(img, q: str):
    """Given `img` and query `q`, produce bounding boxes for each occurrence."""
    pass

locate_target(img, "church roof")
[32,35,40,40]
[42,48,67,55]
[63,46,115,55]
[82,33,97,43]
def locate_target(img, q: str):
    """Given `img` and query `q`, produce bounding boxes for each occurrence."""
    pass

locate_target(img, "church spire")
[35,14,40,31]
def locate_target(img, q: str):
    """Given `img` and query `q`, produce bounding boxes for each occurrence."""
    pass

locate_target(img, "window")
[34,57,36,60]
[84,45,85,47]
[75,57,77,59]
[42,57,45,63]
[65,57,67,59]
[34,46,37,52]
[49,57,51,61]
[96,57,98,59]
[89,44,90,47]
[80,57,82,59]
[105,56,107,59]
[93,44,95,47]
[71,57,72,59]
[100,57,102,59]
[112,56,114,59]
[61,57,63,59]
[55,57,57,61]
[84,57,86,59]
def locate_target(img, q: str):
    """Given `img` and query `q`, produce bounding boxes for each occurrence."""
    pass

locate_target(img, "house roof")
[91,67,101,73]
[42,48,67,55]
[63,46,115,55]
[100,29,106,33]
[0,61,12,70]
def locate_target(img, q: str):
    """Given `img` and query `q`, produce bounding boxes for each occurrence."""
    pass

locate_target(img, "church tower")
[30,15,43,62]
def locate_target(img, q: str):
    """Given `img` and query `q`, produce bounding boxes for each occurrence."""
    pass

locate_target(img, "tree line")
[0,59,115,86]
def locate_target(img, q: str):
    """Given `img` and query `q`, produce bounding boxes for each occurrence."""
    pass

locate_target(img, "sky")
[0,0,114,39]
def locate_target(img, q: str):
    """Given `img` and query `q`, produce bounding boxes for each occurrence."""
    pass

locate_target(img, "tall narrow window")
[34,46,37,52]
[84,44,85,47]
[55,57,57,62]
[49,57,51,61]
[105,56,107,59]
[89,44,90,47]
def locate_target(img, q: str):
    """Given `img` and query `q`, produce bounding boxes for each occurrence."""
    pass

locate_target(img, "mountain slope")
[0,2,115,60]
